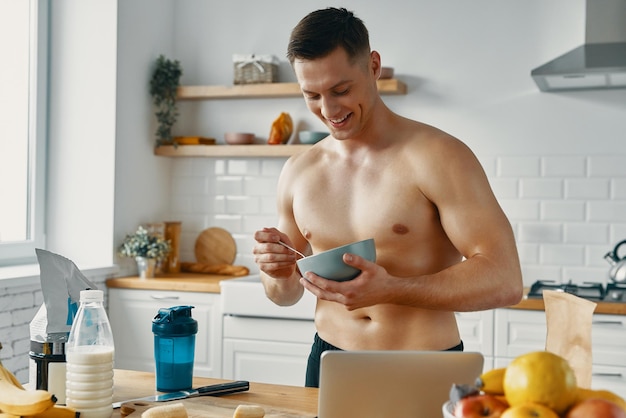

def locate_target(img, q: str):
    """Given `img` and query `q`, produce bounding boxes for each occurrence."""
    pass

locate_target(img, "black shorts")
[304,333,464,388]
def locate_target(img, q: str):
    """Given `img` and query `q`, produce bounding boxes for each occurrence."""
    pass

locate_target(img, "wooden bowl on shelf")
[224,132,255,145]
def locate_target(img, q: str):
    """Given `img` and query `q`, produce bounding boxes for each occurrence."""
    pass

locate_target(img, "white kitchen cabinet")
[108,288,223,378]
[494,309,548,358]
[222,315,316,386]
[591,364,626,396]
[590,314,626,367]
[494,309,626,394]
[455,310,495,370]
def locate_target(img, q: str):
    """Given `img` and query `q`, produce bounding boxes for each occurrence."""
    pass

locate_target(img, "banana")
[23,405,80,418]
[0,413,20,418]
[475,367,506,395]
[233,404,265,418]
[0,362,25,390]
[140,402,187,418]
[0,366,56,416]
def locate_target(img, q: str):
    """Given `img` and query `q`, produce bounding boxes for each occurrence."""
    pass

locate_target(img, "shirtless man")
[253,7,523,388]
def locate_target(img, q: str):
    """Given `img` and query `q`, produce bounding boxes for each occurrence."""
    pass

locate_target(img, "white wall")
[113,0,175,274]
[170,0,625,157]
[46,1,118,266]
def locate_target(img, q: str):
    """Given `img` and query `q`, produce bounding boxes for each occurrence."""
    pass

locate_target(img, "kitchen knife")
[112,380,250,408]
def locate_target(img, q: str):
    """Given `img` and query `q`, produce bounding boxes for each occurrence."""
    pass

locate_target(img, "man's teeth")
[330,115,348,123]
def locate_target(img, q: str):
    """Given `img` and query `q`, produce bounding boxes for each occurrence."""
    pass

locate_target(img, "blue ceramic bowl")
[296,239,376,281]
[299,131,328,144]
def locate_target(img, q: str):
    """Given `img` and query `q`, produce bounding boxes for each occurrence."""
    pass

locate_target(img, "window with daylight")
[0,0,47,266]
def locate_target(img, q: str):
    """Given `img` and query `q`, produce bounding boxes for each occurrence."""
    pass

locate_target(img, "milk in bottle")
[66,290,115,418]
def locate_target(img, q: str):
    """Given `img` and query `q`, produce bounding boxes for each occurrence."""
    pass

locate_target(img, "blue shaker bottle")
[152,305,198,392]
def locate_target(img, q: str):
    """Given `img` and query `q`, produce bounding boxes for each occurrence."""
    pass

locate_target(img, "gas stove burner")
[605,282,626,302]
[527,280,605,301]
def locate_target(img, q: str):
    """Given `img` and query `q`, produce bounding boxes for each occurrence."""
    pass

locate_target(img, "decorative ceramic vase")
[136,256,156,279]
[164,221,182,273]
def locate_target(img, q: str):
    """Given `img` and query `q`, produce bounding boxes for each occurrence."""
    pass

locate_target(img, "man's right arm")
[261,269,305,307]
[254,225,307,306]
[254,157,309,306]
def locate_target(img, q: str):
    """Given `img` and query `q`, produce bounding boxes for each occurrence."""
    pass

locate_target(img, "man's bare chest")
[292,173,436,248]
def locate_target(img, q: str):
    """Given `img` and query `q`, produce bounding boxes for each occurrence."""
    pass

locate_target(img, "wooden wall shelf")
[177,79,407,100]
[155,144,311,158]
[160,79,407,157]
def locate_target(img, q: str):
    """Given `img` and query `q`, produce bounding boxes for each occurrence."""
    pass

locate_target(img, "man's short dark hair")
[287,7,370,65]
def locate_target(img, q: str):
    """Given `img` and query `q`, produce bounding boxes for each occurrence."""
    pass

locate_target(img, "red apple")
[454,394,508,417]
[566,398,626,418]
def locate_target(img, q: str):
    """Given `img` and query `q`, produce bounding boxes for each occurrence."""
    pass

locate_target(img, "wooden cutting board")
[194,227,237,266]
[121,396,315,418]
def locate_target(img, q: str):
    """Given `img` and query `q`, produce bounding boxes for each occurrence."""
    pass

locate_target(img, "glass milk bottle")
[66,290,115,418]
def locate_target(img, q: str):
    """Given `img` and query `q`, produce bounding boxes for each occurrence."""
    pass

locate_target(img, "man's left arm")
[408,139,524,311]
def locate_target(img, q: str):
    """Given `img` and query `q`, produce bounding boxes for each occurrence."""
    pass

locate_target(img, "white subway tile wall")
[2,154,626,382]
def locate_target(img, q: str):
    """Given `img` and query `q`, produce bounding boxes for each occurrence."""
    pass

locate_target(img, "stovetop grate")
[606,282,626,291]
[527,280,606,301]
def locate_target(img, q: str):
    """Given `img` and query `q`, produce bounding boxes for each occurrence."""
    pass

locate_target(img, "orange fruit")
[503,351,577,415]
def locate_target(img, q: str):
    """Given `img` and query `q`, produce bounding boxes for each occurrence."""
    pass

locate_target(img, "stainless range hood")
[531,0,626,92]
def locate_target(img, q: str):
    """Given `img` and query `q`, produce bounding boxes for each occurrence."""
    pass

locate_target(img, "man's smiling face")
[294,47,380,141]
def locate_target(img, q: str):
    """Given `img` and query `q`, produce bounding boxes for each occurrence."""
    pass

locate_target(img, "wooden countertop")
[112,369,317,417]
[507,289,626,315]
[106,277,626,315]
[106,273,240,293]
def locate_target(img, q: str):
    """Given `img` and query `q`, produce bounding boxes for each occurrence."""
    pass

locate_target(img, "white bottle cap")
[80,289,104,302]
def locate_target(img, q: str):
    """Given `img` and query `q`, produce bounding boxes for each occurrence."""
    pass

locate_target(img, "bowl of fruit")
[445,351,626,418]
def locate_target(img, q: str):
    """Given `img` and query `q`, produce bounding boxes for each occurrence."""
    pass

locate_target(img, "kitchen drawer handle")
[150,295,180,300]
[592,372,623,378]
[592,320,624,326]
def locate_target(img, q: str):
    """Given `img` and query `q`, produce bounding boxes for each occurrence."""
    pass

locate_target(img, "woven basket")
[233,54,279,85]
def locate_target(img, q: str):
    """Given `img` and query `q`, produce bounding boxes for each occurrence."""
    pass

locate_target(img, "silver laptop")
[318,350,484,418]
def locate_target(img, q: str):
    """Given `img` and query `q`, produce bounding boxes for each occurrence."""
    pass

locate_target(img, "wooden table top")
[113,369,318,417]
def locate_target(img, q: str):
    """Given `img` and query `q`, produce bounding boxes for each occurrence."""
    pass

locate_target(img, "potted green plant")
[150,55,183,147]
[118,226,171,278]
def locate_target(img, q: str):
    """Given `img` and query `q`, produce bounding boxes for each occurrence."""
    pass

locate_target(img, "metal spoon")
[278,240,306,259]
